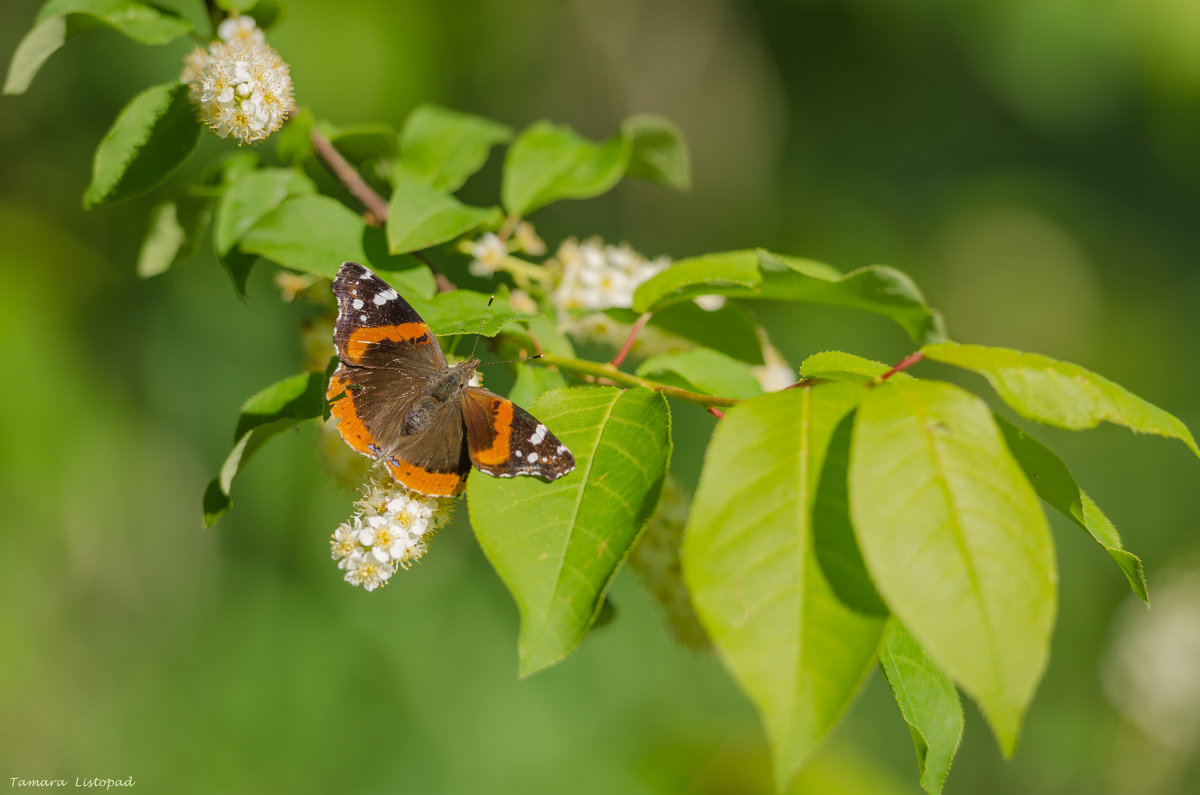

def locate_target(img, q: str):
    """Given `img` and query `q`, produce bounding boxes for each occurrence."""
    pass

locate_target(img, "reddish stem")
[609,312,653,368]
[707,406,726,420]
[879,350,924,382]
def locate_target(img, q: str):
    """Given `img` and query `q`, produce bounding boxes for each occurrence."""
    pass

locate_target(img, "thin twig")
[707,407,726,420]
[609,312,653,368]
[879,351,924,382]
[538,352,740,408]
[308,127,389,227]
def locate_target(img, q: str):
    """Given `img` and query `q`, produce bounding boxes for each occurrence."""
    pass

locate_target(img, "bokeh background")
[2,0,1199,792]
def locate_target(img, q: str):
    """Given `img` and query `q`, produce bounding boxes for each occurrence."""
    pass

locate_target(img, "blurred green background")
[2,0,1199,792]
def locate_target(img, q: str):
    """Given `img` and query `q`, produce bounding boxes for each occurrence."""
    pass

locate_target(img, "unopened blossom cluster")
[330,477,454,591]
[181,16,295,145]
[551,237,672,313]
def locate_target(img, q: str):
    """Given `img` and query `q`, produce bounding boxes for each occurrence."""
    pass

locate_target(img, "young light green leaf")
[622,114,691,191]
[238,195,436,298]
[408,290,536,339]
[204,371,327,528]
[879,620,964,795]
[386,169,502,254]
[468,387,671,676]
[800,351,907,384]
[84,82,199,208]
[501,121,631,216]
[136,201,186,278]
[6,1,191,95]
[996,416,1148,602]
[215,0,258,12]
[850,379,1056,756]
[636,348,763,399]
[922,342,1200,458]
[684,386,886,787]
[399,104,512,192]
[632,250,761,313]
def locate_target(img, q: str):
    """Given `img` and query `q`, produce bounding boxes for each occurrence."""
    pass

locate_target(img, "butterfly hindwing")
[462,387,575,480]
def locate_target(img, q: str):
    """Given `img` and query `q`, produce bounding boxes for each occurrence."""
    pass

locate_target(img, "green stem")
[538,352,741,408]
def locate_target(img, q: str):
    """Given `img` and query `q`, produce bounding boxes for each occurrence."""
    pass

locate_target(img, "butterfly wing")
[461,387,575,481]
[331,261,445,370]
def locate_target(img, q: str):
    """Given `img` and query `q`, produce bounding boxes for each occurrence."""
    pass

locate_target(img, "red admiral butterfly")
[326,262,575,496]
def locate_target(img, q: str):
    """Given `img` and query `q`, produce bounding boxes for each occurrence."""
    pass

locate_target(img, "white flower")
[549,237,670,315]
[467,233,508,278]
[694,294,726,312]
[181,16,295,145]
[329,477,455,589]
[513,222,546,256]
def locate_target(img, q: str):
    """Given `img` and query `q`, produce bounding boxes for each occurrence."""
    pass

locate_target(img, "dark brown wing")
[331,261,445,370]
[461,387,575,481]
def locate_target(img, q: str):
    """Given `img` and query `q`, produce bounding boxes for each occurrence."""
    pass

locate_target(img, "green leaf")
[648,301,764,365]
[879,620,964,795]
[238,195,436,298]
[468,387,672,675]
[636,348,763,399]
[213,168,315,294]
[800,351,907,384]
[408,290,537,339]
[274,107,314,164]
[922,342,1200,459]
[632,250,760,313]
[136,201,186,278]
[850,379,1056,755]
[204,371,326,528]
[326,123,399,163]
[622,114,691,191]
[632,250,946,344]
[83,82,200,208]
[399,104,512,193]
[507,364,567,408]
[501,121,631,216]
[386,169,502,254]
[6,1,191,95]
[996,416,1148,602]
[215,0,259,12]
[684,386,886,787]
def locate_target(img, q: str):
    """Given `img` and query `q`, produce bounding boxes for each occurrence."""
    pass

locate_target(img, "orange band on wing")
[472,399,514,466]
[385,458,465,497]
[327,374,378,457]
[344,322,431,364]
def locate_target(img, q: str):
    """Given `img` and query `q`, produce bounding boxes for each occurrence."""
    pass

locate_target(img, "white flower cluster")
[330,478,454,591]
[551,237,671,312]
[467,233,507,278]
[181,16,295,145]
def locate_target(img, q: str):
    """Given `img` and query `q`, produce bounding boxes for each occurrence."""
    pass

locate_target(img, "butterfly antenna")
[481,353,544,368]
[468,295,495,359]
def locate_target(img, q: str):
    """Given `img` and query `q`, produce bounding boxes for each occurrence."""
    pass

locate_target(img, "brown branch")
[306,123,456,292]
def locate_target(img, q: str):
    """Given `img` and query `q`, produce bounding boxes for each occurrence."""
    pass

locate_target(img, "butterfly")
[326,262,575,496]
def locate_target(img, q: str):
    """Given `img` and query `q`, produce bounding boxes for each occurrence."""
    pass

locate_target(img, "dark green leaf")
[238,195,436,298]
[214,168,314,294]
[469,387,672,675]
[408,289,537,339]
[922,342,1200,459]
[507,364,567,407]
[204,371,326,528]
[996,416,1148,602]
[684,386,885,786]
[622,114,691,191]
[399,104,512,192]
[648,301,764,365]
[6,1,190,95]
[850,379,1056,755]
[386,169,502,254]
[84,82,200,207]
[501,121,631,216]
[636,347,763,399]
[880,620,964,795]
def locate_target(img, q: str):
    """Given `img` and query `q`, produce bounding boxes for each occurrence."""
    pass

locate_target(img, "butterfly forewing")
[332,262,445,370]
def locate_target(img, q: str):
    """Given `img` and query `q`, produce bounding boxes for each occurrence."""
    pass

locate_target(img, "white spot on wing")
[359,314,367,322]
[352,298,364,309]
[372,292,387,306]
[527,452,539,463]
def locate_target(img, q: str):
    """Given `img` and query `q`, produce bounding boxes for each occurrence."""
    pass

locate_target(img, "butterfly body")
[327,262,574,496]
